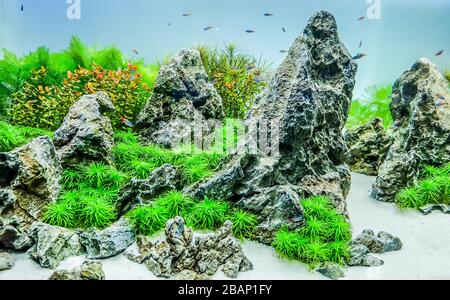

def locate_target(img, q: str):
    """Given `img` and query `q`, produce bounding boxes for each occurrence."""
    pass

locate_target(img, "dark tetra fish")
[279,50,288,53]
[358,16,365,21]
[133,49,139,55]
[182,13,192,17]
[21,5,24,11]
[359,40,363,48]
[282,27,286,32]
[245,29,256,33]
[435,49,444,56]
[352,53,367,60]
[203,26,214,31]
[264,13,274,16]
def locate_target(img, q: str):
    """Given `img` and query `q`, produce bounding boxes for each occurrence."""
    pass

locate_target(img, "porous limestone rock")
[116,164,181,216]
[49,260,105,280]
[352,229,402,254]
[27,222,83,269]
[130,217,252,279]
[123,235,154,264]
[371,58,450,202]
[0,136,62,250]
[53,92,115,167]
[344,118,391,176]
[0,252,15,271]
[135,49,224,148]
[186,11,357,243]
[78,218,135,259]
[347,244,384,267]
[316,263,346,280]
[419,204,450,215]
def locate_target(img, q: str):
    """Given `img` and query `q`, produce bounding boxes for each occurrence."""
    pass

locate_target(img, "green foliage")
[79,196,116,229]
[186,197,230,230]
[272,196,352,267]
[230,209,258,239]
[198,44,268,119]
[114,130,139,144]
[0,121,52,152]
[61,169,83,190]
[395,163,450,209]
[126,204,168,236]
[155,191,194,218]
[347,85,393,129]
[43,198,78,229]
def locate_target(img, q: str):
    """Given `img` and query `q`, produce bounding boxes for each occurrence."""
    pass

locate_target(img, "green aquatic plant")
[301,196,333,220]
[84,163,109,188]
[155,191,194,218]
[186,197,230,230]
[418,179,442,204]
[300,216,329,241]
[114,130,139,145]
[230,209,258,239]
[127,204,168,236]
[328,214,352,242]
[347,84,393,129]
[127,160,156,179]
[43,199,78,229]
[395,186,423,209]
[272,228,302,260]
[79,196,116,229]
[302,241,330,267]
[60,169,83,190]
[0,121,52,152]
[180,156,214,185]
[325,241,350,265]
[198,44,269,119]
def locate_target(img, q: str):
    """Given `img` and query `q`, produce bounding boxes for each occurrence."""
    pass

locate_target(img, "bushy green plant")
[79,196,116,229]
[347,84,393,129]
[43,198,78,229]
[127,204,168,235]
[230,209,258,239]
[186,197,230,230]
[60,169,83,190]
[0,121,52,152]
[155,191,194,218]
[198,44,268,119]
[272,196,351,268]
[114,130,139,144]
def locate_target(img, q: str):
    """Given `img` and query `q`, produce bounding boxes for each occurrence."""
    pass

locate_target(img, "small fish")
[435,49,444,56]
[436,94,445,101]
[182,13,192,17]
[203,26,214,31]
[352,53,367,60]
[357,16,365,21]
[359,40,363,48]
[21,4,24,11]
[264,13,274,16]
[133,49,139,55]
[168,22,172,26]
[129,75,136,81]
[289,216,303,223]
[282,27,286,32]
[120,117,134,128]
[279,50,288,53]
[245,29,256,33]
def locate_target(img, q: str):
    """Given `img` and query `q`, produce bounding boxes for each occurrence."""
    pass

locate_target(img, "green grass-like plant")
[155,191,194,218]
[186,197,230,230]
[230,209,258,239]
[79,196,116,229]
[0,121,52,152]
[127,204,168,236]
[42,199,78,229]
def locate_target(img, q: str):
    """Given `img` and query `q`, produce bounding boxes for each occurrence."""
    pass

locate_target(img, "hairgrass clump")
[272,195,352,268]
[126,204,168,236]
[0,121,52,152]
[229,209,258,239]
[186,197,230,230]
[395,163,450,209]
[155,191,194,218]
[79,196,116,229]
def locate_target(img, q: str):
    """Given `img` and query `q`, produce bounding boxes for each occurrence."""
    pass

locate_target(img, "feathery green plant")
[155,191,194,218]
[0,121,52,152]
[43,199,78,229]
[186,197,230,230]
[79,196,116,229]
[127,204,168,236]
[347,84,393,129]
[230,209,258,239]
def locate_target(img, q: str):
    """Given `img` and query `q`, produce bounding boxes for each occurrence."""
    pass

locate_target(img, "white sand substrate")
[1,173,449,280]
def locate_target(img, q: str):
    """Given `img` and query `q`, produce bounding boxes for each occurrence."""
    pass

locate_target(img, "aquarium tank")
[0,0,449,284]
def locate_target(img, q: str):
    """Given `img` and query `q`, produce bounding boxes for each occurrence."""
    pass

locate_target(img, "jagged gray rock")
[0,136,62,250]
[128,217,252,279]
[27,222,83,269]
[0,252,15,271]
[78,218,135,259]
[49,260,105,280]
[53,92,115,167]
[347,244,384,267]
[371,58,450,202]
[316,263,346,280]
[136,49,224,148]
[419,204,450,215]
[116,164,181,216]
[123,235,154,264]
[344,118,391,176]
[352,229,402,254]
[185,11,357,243]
